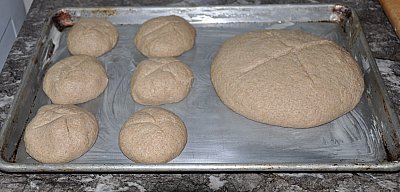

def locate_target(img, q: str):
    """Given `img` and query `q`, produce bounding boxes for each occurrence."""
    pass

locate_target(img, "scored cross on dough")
[211,29,364,128]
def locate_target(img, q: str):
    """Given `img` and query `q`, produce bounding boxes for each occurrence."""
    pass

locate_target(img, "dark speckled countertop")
[0,0,400,191]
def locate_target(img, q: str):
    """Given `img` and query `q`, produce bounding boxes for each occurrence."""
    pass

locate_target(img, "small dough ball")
[131,57,193,105]
[134,15,196,57]
[119,107,188,163]
[211,30,364,128]
[68,18,118,57]
[43,55,108,104]
[24,104,98,163]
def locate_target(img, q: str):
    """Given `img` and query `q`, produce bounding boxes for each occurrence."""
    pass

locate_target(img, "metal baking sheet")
[1,4,400,172]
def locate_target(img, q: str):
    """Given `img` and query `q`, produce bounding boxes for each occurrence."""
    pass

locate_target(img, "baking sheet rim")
[1,4,400,172]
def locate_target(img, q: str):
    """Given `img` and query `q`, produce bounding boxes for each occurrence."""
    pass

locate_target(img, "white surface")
[23,0,33,13]
[0,0,27,71]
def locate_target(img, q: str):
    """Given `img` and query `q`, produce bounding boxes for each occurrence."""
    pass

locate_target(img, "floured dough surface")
[24,104,98,163]
[119,107,188,163]
[131,57,193,105]
[68,18,118,57]
[134,15,196,57]
[211,30,364,128]
[43,55,108,104]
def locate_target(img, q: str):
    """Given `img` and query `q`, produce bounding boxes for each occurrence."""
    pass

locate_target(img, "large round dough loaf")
[119,107,187,163]
[43,55,108,104]
[211,30,364,128]
[67,18,118,57]
[131,57,193,105]
[24,104,98,163]
[134,15,196,57]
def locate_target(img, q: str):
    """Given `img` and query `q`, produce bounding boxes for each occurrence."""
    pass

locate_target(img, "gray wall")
[0,0,30,70]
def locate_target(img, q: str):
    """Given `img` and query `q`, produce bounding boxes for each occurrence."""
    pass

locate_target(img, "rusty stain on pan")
[331,4,362,48]
[92,8,117,16]
[332,4,352,22]
[51,8,116,32]
[51,9,74,31]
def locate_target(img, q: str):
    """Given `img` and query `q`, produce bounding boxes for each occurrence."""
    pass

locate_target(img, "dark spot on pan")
[46,42,55,60]
[31,56,38,65]
[382,138,395,161]
[52,9,74,32]
[332,4,352,23]
[313,20,333,23]
[92,8,117,16]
